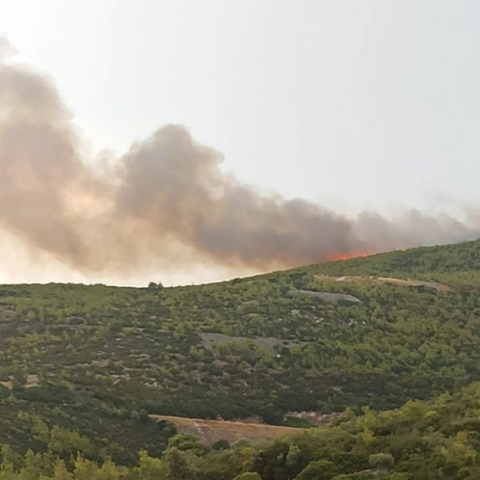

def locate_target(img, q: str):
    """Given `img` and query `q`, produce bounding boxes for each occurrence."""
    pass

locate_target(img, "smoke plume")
[0,37,479,280]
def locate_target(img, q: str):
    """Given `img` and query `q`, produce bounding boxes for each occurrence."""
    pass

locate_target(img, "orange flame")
[329,251,371,262]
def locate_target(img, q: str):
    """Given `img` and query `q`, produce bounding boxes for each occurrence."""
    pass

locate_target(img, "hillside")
[0,240,480,469]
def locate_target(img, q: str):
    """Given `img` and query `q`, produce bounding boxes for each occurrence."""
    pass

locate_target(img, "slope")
[0,240,479,464]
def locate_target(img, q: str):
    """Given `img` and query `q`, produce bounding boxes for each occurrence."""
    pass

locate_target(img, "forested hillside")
[3,383,480,479]
[0,240,480,478]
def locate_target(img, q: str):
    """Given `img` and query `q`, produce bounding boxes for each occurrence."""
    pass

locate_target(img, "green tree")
[233,473,262,480]
[137,450,166,480]
[295,460,336,480]
[368,453,394,472]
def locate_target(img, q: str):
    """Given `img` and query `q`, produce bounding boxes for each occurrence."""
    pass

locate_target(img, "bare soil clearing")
[199,333,305,356]
[315,275,450,291]
[150,415,308,445]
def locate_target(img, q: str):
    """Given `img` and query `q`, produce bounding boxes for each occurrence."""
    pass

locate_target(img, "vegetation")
[3,383,480,478]
[0,239,480,477]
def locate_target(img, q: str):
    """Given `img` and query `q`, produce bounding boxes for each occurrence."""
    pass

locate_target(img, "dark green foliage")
[212,439,230,451]
[295,459,337,480]
[0,240,479,477]
[303,239,480,277]
[4,384,480,477]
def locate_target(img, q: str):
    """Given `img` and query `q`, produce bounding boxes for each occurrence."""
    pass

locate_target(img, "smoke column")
[0,37,479,280]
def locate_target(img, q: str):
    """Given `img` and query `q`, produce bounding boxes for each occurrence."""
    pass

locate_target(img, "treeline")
[5,382,480,479]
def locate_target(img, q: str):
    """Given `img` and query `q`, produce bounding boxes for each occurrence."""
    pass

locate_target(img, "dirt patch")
[0,305,14,318]
[376,277,450,291]
[25,374,39,388]
[285,411,342,427]
[289,290,361,303]
[151,415,306,445]
[199,333,304,357]
[315,275,450,292]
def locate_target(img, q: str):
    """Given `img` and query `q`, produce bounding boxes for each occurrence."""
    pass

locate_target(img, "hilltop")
[0,240,480,468]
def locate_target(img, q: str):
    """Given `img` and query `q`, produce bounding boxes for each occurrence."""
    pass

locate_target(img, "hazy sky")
[3,0,479,209]
[0,0,479,285]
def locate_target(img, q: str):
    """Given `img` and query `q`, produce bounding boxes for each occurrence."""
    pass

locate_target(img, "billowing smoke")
[0,37,479,279]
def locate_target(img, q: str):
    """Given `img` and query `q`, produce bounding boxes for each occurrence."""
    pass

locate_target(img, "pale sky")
[0,0,479,285]
[3,0,479,210]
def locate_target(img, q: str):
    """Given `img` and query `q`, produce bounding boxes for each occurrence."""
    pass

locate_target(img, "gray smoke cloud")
[0,37,479,276]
